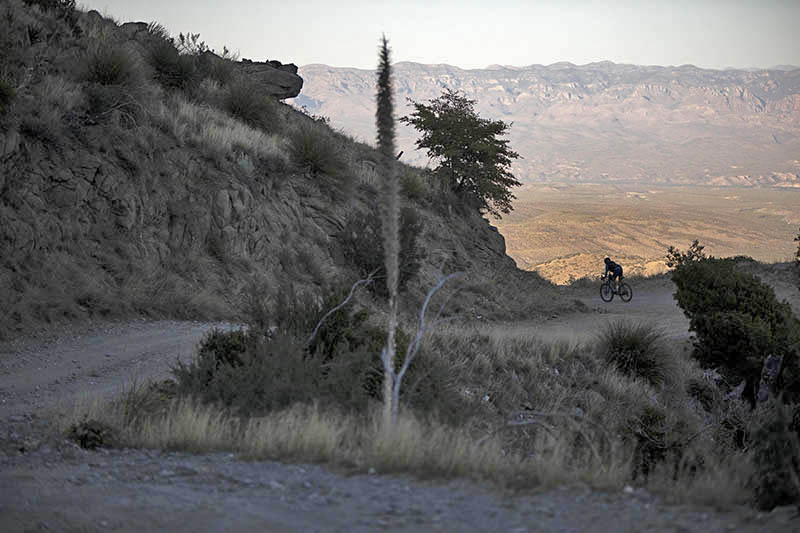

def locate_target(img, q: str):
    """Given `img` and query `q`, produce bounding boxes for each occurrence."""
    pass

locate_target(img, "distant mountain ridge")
[289,61,800,187]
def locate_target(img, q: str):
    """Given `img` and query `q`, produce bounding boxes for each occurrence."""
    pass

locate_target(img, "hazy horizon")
[80,0,800,71]
[299,59,799,72]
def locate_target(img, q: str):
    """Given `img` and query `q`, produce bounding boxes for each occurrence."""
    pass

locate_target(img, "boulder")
[236,58,303,99]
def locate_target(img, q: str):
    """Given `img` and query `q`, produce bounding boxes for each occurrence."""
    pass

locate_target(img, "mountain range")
[289,61,800,187]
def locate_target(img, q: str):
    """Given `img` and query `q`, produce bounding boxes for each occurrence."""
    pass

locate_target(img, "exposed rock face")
[237,59,303,99]
[290,62,800,186]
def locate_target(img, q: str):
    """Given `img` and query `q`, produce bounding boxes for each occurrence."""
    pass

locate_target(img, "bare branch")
[398,272,463,383]
[306,270,377,346]
[390,271,463,420]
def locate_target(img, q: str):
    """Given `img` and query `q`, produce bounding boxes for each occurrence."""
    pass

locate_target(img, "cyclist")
[603,257,623,289]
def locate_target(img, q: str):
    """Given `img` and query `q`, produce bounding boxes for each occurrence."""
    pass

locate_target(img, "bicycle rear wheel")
[618,282,633,302]
[600,282,614,302]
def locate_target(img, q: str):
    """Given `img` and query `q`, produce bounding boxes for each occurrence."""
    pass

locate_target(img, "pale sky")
[79,0,800,70]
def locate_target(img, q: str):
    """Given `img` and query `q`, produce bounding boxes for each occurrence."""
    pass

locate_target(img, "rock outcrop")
[236,59,303,99]
[88,11,303,100]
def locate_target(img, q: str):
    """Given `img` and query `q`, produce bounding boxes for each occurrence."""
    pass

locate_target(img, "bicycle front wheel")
[618,282,633,302]
[600,282,614,302]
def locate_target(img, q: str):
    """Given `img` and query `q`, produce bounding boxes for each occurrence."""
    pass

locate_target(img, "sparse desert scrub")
[64,315,769,505]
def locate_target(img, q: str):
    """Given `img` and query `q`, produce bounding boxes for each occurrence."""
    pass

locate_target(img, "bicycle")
[600,273,632,303]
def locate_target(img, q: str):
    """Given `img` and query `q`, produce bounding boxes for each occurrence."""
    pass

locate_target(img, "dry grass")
[154,96,289,164]
[243,405,352,462]
[68,392,630,489]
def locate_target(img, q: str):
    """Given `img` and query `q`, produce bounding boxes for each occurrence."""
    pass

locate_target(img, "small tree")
[400,89,521,217]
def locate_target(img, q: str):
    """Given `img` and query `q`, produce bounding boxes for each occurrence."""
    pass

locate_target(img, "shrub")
[339,206,424,295]
[173,289,462,417]
[671,258,800,402]
[224,78,279,132]
[197,328,249,368]
[67,418,118,449]
[596,321,675,386]
[147,37,199,91]
[400,169,426,201]
[85,46,142,87]
[289,123,346,176]
[83,45,147,123]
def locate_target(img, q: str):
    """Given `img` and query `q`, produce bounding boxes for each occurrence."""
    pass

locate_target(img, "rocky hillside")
[0,0,557,338]
[291,62,800,187]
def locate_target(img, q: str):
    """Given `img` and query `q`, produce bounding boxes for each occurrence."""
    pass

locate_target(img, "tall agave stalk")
[376,36,400,427]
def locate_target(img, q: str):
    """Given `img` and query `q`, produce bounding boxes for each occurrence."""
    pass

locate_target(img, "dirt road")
[0,320,235,419]
[1,281,798,532]
[521,276,692,347]
[2,446,795,533]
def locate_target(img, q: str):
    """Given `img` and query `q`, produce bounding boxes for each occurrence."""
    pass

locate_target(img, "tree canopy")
[400,89,521,217]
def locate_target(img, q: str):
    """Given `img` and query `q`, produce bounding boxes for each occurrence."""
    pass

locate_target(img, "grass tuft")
[289,123,347,176]
[596,321,676,386]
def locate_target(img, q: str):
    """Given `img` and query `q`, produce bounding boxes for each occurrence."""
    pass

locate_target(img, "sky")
[79,0,800,70]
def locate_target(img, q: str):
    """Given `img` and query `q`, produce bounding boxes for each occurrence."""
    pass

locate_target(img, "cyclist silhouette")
[604,257,623,288]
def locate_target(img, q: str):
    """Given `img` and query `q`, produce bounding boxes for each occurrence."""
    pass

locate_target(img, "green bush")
[596,321,675,386]
[671,258,800,402]
[224,78,279,132]
[339,206,424,295]
[174,289,462,417]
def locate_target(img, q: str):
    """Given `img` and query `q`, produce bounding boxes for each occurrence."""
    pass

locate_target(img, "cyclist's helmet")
[604,257,611,265]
